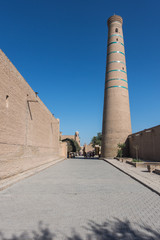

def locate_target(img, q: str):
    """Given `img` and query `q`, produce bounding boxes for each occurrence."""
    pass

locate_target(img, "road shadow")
[0,218,159,240]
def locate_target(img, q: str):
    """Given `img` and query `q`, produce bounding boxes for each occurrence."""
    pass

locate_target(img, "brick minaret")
[101,15,132,158]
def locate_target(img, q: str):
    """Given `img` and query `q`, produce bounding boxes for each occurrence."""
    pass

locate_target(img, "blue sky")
[0,0,160,145]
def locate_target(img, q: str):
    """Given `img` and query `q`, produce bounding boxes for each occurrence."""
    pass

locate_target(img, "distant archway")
[62,138,80,158]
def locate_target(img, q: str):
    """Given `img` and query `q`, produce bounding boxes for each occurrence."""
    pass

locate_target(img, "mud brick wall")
[0,50,63,177]
[128,125,160,161]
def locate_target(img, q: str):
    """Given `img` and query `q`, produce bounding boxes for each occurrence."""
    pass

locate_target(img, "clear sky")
[1,0,160,145]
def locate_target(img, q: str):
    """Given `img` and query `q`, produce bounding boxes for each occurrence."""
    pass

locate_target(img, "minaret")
[101,15,132,158]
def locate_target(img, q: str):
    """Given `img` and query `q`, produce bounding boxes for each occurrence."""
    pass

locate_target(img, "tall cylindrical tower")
[101,15,132,158]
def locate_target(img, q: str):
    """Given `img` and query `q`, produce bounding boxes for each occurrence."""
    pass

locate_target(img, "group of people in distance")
[84,151,95,158]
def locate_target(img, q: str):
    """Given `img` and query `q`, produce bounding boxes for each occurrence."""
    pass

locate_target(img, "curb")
[103,158,160,196]
[0,157,66,191]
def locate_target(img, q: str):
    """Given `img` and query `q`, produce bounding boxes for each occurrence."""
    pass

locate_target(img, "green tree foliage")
[74,140,81,152]
[117,143,126,157]
[91,132,102,147]
[62,138,81,153]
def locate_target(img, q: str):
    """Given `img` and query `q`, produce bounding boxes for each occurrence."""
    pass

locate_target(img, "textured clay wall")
[59,141,67,158]
[128,125,160,161]
[83,144,94,153]
[61,135,75,141]
[0,50,64,178]
[61,134,80,146]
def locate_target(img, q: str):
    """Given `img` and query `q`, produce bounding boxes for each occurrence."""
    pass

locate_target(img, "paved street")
[0,158,160,240]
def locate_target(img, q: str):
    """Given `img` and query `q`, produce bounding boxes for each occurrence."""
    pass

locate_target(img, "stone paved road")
[0,158,160,240]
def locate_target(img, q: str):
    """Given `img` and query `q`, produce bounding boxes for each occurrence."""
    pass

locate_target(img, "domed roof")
[107,15,123,26]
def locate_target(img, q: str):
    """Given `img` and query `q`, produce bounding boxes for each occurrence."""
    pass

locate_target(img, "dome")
[107,15,123,26]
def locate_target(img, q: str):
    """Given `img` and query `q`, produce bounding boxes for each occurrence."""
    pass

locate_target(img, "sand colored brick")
[60,131,80,146]
[101,15,132,158]
[128,125,160,161]
[0,50,66,179]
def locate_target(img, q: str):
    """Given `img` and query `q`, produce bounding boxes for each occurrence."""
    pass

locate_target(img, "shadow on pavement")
[0,218,159,240]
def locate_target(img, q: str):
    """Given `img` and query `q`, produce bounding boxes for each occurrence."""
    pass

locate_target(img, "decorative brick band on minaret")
[101,15,132,158]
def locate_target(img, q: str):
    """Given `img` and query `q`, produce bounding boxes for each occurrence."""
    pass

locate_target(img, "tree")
[74,140,81,152]
[133,145,139,160]
[91,132,102,147]
[117,143,126,157]
[62,138,81,153]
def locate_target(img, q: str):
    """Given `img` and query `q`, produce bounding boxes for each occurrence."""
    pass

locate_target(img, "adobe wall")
[128,125,160,161]
[59,141,67,158]
[61,135,75,141]
[83,143,94,153]
[0,50,65,179]
[61,133,80,146]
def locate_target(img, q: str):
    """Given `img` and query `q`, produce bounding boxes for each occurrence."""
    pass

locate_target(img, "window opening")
[6,95,9,108]
[35,92,38,97]
[115,28,118,32]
